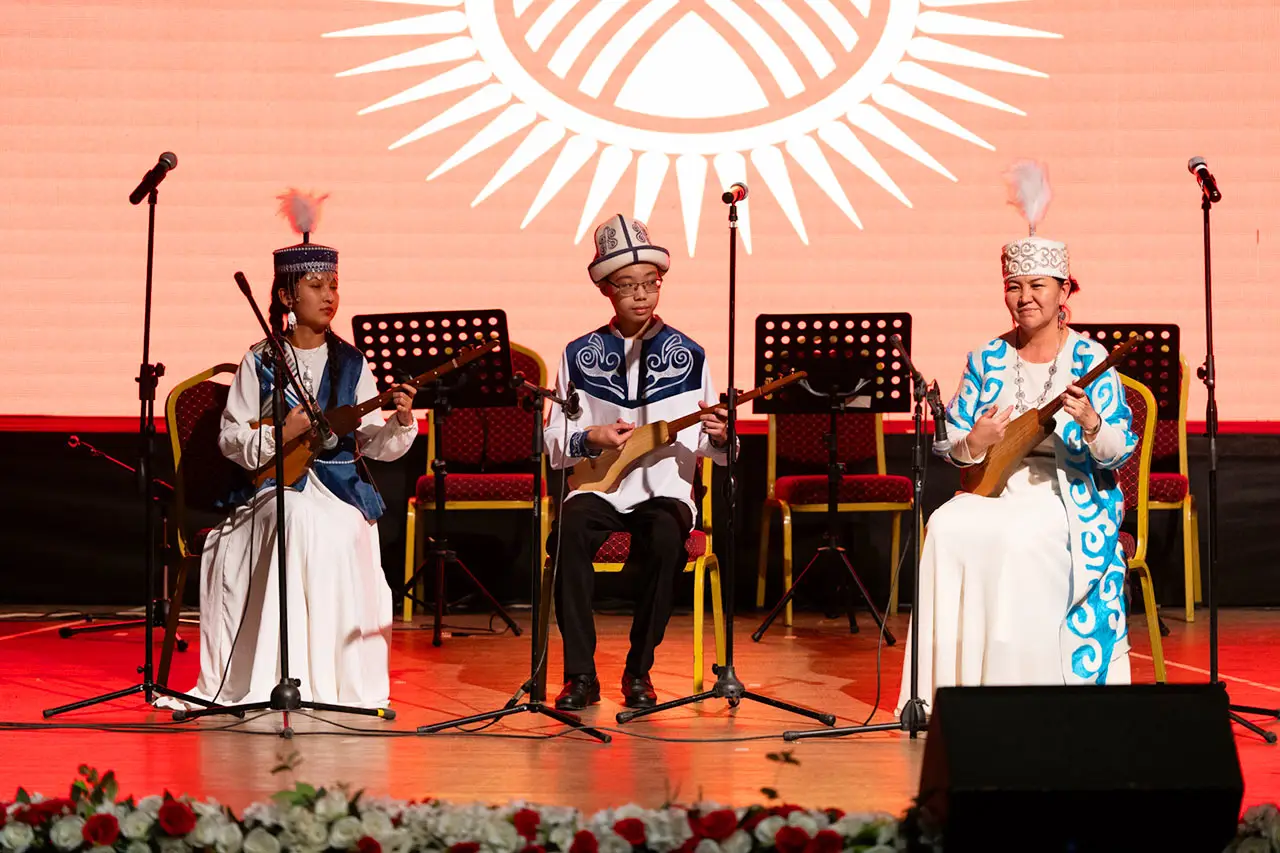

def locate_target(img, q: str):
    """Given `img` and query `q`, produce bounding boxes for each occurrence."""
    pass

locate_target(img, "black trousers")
[548,494,693,680]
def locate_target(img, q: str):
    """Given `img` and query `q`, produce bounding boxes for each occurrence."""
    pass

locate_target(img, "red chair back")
[774,412,881,475]
[435,346,544,469]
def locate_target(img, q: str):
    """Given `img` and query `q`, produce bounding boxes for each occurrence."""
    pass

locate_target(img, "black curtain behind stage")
[3,430,1278,612]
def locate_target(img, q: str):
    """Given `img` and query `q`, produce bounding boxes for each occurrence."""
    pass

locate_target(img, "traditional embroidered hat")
[1001,161,1069,281]
[273,189,337,275]
[588,214,670,283]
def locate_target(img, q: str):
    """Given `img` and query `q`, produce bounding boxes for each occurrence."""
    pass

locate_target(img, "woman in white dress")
[898,164,1137,716]
[163,192,417,710]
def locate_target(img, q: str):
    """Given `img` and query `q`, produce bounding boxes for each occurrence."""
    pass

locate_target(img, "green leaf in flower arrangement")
[71,780,88,803]
[295,783,318,803]
[16,788,31,805]
[760,787,779,801]
[102,772,119,803]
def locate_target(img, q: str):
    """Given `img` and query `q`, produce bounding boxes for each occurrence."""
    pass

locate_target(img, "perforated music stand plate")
[1070,323,1180,420]
[351,309,517,410]
[753,313,913,414]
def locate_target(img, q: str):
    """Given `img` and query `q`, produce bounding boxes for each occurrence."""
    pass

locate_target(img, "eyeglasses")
[607,278,662,296]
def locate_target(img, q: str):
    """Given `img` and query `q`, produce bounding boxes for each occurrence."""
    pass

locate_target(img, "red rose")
[83,814,121,847]
[774,825,810,853]
[769,805,804,818]
[18,799,74,826]
[696,810,738,843]
[613,818,646,846]
[357,837,382,853]
[520,846,546,853]
[804,830,842,853]
[450,844,480,853]
[514,808,541,841]
[157,799,197,836]
[569,830,599,853]
[675,839,699,853]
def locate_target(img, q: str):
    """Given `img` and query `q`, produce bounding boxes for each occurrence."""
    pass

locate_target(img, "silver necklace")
[1014,334,1061,414]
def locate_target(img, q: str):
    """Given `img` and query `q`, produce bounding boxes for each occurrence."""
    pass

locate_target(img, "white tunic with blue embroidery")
[897,330,1136,712]
[160,341,417,711]
[545,317,727,517]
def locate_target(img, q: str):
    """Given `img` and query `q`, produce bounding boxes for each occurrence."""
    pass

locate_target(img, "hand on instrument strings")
[1062,385,1102,437]
[700,401,730,447]
[282,404,313,443]
[966,405,1014,455]
[392,383,418,425]
[587,419,635,451]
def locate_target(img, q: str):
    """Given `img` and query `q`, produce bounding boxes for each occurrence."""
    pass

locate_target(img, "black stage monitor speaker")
[918,685,1244,851]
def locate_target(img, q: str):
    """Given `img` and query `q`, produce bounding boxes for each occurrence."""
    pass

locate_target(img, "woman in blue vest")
[165,192,418,710]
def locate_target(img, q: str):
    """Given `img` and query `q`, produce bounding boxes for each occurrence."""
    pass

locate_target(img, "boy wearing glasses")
[545,213,730,711]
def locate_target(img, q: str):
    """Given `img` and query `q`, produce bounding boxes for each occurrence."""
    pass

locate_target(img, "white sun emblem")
[325,0,1059,254]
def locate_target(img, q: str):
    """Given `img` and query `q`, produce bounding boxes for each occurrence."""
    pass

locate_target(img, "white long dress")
[897,351,1132,714]
[160,342,417,710]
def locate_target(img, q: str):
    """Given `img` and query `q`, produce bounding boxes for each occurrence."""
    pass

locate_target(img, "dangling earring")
[1058,307,1067,329]
[286,310,297,332]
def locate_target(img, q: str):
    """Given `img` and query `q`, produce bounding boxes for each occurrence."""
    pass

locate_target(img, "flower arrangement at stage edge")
[0,766,242,853]
[7,767,1280,853]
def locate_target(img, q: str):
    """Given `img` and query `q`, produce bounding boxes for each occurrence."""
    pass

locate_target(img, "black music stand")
[751,313,911,643]
[352,310,522,647]
[1072,323,1182,637]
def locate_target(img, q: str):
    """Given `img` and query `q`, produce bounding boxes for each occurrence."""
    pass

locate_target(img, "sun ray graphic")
[325,0,1059,254]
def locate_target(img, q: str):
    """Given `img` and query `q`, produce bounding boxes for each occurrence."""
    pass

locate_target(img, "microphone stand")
[171,274,393,735]
[615,194,837,728]
[417,376,610,742]
[783,337,935,741]
[44,187,213,717]
[1196,186,1279,743]
[57,438,195,654]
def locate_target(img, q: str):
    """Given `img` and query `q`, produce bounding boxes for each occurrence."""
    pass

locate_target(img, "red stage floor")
[2,608,1279,814]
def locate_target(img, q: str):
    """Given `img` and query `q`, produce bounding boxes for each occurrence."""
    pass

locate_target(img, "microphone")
[509,371,527,390]
[129,152,178,205]
[927,381,951,454]
[234,271,252,296]
[1188,156,1222,203]
[67,435,81,449]
[563,381,582,420]
[721,182,748,204]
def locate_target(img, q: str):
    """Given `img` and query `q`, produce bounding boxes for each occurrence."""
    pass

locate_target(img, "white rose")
[127,841,151,853]
[752,817,785,847]
[328,817,364,851]
[479,819,519,852]
[242,804,282,830]
[159,837,191,853]
[243,828,282,853]
[315,793,350,825]
[1,822,36,853]
[830,815,866,840]
[89,846,116,853]
[721,830,751,853]
[383,830,413,853]
[122,811,155,841]
[360,812,395,842]
[694,840,721,853]
[786,813,821,837]
[549,825,577,852]
[216,822,245,853]
[287,807,329,850]
[50,816,87,851]
[138,797,165,820]
[188,815,222,848]
[193,802,225,820]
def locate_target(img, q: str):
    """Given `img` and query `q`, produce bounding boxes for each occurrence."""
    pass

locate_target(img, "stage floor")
[3,607,1280,814]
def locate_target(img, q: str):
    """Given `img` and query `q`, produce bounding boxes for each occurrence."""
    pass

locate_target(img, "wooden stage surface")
[3,608,1280,814]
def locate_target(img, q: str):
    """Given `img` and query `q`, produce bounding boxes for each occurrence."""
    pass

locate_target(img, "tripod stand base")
[614,664,836,726]
[1231,706,1280,744]
[753,546,896,645]
[42,683,218,719]
[402,546,522,647]
[416,701,611,743]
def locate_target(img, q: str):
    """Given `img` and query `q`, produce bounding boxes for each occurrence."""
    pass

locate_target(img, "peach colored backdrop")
[2,0,1277,420]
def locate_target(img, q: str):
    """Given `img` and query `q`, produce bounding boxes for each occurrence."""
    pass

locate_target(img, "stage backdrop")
[2,0,1277,421]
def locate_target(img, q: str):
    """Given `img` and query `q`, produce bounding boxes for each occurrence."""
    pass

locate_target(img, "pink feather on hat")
[276,188,330,238]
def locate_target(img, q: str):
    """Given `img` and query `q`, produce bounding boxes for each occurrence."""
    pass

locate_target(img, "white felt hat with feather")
[1000,161,1069,282]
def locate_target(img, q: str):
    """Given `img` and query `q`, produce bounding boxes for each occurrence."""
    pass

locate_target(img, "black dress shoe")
[621,671,657,709]
[555,674,600,711]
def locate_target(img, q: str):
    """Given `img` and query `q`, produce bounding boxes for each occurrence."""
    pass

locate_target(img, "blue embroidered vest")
[226,337,386,522]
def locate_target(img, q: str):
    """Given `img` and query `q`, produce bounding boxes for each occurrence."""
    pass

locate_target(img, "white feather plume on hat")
[1003,160,1052,236]
[277,188,330,239]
